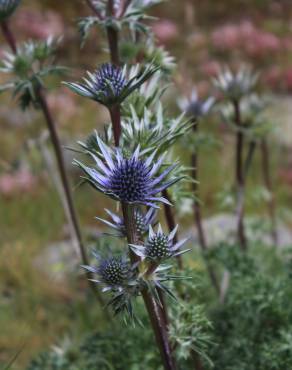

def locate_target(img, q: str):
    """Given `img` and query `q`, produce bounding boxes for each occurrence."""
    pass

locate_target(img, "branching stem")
[122,203,177,370]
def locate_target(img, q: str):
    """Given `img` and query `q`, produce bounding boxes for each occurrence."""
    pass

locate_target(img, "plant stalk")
[0,20,105,304]
[122,203,177,370]
[0,20,17,53]
[36,88,104,303]
[260,138,278,246]
[191,123,220,295]
[162,189,183,269]
[106,0,120,66]
[233,99,247,250]
[109,104,122,147]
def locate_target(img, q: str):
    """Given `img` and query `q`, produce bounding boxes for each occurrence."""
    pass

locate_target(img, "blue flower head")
[74,135,180,208]
[83,253,130,291]
[0,0,20,21]
[131,224,189,262]
[65,62,159,107]
[178,88,215,119]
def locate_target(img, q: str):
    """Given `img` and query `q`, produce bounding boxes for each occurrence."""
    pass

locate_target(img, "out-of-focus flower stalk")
[260,139,278,246]
[233,99,247,250]
[0,19,104,304]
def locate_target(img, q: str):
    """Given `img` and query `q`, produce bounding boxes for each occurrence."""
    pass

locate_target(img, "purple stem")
[162,189,183,269]
[122,203,177,370]
[233,99,247,250]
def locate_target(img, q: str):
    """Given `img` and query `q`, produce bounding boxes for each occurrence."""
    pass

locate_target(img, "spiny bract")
[74,135,180,208]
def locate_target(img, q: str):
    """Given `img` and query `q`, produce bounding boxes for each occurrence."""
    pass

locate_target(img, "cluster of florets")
[131,224,189,262]
[74,135,179,208]
[98,256,129,287]
[178,88,215,120]
[65,62,159,107]
[93,63,127,98]
[83,253,131,292]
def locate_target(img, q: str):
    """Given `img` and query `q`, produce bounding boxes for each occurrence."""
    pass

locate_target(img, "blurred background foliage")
[0,0,292,368]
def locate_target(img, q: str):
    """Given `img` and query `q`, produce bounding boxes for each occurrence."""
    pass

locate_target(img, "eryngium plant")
[213,66,258,102]
[0,0,20,21]
[178,88,215,119]
[65,62,158,108]
[0,37,66,109]
[74,135,180,208]
[131,224,189,261]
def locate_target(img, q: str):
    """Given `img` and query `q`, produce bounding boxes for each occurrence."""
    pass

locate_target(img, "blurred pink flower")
[0,169,37,197]
[201,60,221,77]
[211,21,281,58]
[211,24,241,50]
[15,9,64,40]
[152,20,178,43]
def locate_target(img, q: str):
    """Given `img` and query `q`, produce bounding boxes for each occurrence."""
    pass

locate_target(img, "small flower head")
[65,62,159,107]
[0,0,20,21]
[99,257,128,286]
[74,135,180,208]
[91,63,127,104]
[0,38,66,110]
[178,89,215,119]
[131,224,189,261]
[213,66,258,101]
[97,207,156,238]
[83,253,130,291]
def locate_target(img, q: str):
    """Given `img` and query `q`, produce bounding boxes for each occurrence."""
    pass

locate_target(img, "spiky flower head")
[99,257,128,286]
[213,66,258,102]
[96,207,156,238]
[131,224,189,261]
[178,88,215,120]
[91,63,127,103]
[120,103,192,155]
[64,62,159,108]
[0,0,20,21]
[0,37,66,110]
[74,135,180,208]
[83,253,130,291]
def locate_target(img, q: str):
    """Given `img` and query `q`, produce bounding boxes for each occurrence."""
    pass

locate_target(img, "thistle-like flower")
[121,103,192,155]
[83,253,131,292]
[0,0,20,21]
[131,224,189,261]
[83,252,140,318]
[0,37,66,109]
[178,88,215,120]
[64,62,159,108]
[96,207,156,237]
[74,135,180,208]
[213,66,258,101]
